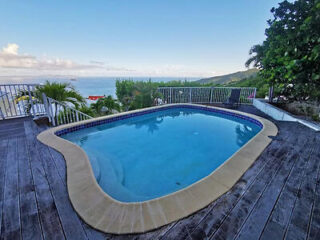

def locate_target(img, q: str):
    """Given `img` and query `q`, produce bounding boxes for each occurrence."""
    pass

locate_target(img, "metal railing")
[0,83,92,126]
[42,94,92,126]
[0,84,46,119]
[157,87,256,105]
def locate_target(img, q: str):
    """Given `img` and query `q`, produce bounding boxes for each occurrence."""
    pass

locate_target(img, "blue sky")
[0,0,283,78]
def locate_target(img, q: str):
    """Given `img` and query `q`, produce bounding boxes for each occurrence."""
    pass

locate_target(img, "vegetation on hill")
[222,75,269,98]
[195,69,258,85]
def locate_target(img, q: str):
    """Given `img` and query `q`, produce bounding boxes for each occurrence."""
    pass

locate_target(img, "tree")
[116,80,162,111]
[90,95,120,116]
[246,0,320,100]
[35,81,85,116]
[116,80,135,111]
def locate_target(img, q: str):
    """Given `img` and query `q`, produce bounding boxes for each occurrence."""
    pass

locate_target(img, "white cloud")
[3,43,19,55]
[0,43,215,78]
[0,43,133,77]
[0,43,103,70]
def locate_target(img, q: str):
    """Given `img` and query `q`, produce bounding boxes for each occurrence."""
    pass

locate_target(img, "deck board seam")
[0,139,9,237]
[184,134,289,239]
[306,136,320,240]
[36,125,93,240]
[37,124,107,240]
[17,136,23,240]
[235,133,313,240]
[25,121,66,239]
[258,135,316,240]
[34,124,91,240]
[24,135,45,240]
[209,148,291,240]
[206,126,301,240]
[31,124,68,240]
[164,144,276,239]
[282,141,317,240]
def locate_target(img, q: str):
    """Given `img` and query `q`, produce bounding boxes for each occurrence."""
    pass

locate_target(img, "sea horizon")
[0,76,201,98]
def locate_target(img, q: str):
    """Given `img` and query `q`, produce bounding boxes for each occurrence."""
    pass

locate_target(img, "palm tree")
[91,95,120,116]
[35,81,85,117]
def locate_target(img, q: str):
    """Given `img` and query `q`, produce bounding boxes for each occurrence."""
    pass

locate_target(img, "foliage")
[115,75,265,110]
[78,105,95,117]
[116,80,162,111]
[90,95,120,116]
[224,75,269,98]
[246,0,320,101]
[157,80,206,87]
[32,80,86,118]
[35,81,85,108]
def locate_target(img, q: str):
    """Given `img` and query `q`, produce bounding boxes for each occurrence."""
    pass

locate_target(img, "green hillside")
[224,75,269,98]
[195,68,259,85]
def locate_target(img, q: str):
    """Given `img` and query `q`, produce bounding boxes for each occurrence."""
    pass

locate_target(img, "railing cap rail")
[157,86,256,89]
[0,83,40,86]
[47,96,92,119]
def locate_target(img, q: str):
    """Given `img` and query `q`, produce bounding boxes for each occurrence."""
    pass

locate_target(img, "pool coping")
[37,103,278,234]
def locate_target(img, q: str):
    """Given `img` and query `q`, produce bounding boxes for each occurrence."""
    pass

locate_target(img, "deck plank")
[259,134,318,240]
[35,124,108,240]
[17,136,43,240]
[308,143,320,240]
[284,135,320,240]
[1,137,21,239]
[235,130,314,240]
[0,138,9,236]
[35,133,88,239]
[199,124,301,239]
[1,106,320,240]
[24,120,66,240]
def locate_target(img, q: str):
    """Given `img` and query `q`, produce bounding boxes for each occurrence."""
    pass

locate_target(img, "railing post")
[42,93,51,123]
[169,87,172,104]
[210,87,213,103]
[189,88,192,103]
[48,98,56,126]
[76,111,79,122]
[0,106,4,119]
[27,85,36,117]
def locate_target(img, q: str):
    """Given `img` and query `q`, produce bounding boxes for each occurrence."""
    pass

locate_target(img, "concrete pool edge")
[37,104,278,234]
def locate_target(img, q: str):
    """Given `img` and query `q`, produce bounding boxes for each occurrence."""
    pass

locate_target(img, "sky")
[0,0,283,79]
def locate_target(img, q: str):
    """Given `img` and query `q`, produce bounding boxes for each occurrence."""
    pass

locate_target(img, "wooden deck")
[0,106,319,240]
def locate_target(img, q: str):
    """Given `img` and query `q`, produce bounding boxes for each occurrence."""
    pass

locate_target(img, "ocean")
[3,76,199,98]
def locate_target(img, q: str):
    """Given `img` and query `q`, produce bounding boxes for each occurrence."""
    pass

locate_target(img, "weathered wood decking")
[0,106,319,240]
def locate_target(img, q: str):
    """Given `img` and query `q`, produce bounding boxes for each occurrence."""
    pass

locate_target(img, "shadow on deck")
[0,105,319,240]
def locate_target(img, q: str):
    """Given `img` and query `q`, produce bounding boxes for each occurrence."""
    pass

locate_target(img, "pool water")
[62,108,261,202]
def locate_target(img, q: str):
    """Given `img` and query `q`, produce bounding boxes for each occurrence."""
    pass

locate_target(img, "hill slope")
[195,68,259,85]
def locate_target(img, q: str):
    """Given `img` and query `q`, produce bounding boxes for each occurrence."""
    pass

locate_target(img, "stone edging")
[37,103,278,234]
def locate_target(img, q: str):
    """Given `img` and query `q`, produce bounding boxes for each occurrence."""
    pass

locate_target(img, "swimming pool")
[61,107,261,202]
[38,104,277,234]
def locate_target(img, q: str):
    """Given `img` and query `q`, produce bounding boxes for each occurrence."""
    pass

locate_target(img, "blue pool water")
[62,108,261,202]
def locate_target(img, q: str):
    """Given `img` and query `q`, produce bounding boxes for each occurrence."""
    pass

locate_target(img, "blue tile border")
[55,105,263,136]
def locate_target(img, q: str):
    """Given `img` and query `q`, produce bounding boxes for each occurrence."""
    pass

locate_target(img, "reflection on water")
[126,110,195,134]
[74,109,260,146]
[235,124,255,147]
[131,117,164,133]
